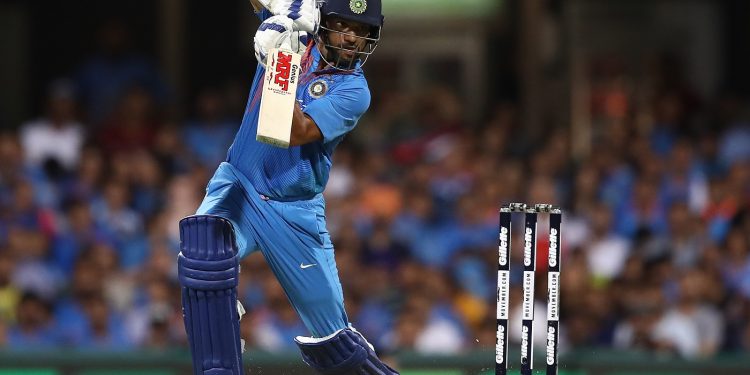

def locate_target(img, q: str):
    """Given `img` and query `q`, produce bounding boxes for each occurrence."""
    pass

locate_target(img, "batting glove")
[254,15,309,68]
[255,0,320,34]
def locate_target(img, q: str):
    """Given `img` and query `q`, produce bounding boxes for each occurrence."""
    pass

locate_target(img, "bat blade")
[257,48,302,148]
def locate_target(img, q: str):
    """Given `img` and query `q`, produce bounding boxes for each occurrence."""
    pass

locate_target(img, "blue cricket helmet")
[317,0,384,70]
[321,0,384,29]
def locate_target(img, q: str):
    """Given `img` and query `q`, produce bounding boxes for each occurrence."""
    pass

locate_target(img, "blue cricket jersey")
[226,35,370,201]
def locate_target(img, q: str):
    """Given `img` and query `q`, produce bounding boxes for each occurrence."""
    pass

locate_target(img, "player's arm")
[300,82,371,145]
[290,103,323,146]
[290,81,372,147]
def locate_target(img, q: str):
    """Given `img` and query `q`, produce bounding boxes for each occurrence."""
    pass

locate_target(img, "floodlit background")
[0,0,749,374]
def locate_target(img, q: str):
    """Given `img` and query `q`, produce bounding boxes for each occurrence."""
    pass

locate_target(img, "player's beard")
[330,47,358,67]
[318,32,362,70]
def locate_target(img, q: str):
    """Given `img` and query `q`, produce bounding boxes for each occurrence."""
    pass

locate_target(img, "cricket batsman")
[177,0,398,374]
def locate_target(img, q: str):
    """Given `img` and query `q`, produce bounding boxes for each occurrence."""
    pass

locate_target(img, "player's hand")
[255,0,320,33]
[254,15,309,68]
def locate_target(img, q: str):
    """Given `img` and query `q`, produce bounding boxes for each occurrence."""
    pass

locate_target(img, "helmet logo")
[350,0,367,14]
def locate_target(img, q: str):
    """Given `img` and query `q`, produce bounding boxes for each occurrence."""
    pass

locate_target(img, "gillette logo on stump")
[524,227,533,266]
[498,227,509,266]
[549,228,558,267]
[495,324,505,364]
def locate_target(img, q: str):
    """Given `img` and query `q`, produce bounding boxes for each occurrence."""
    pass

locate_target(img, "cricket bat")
[257,48,302,148]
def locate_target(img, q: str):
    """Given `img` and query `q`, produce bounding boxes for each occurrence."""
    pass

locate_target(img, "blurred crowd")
[0,23,749,362]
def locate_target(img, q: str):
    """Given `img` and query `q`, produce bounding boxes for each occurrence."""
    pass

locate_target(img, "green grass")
[382,0,501,17]
[479,370,587,375]
[78,371,173,375]
[0,370,58,375]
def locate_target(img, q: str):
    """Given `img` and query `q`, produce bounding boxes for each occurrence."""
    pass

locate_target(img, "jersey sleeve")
[303,79,371,144]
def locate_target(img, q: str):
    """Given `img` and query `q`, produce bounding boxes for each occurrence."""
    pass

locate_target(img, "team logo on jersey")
[308,80,328,98]
[350,0,367,14]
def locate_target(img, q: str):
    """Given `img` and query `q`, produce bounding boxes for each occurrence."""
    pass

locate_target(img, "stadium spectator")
[0,57,748,362]
[96,86,160,154]
[75,19,168,125]
[181,88,238,168]
[19,79,85,176]
[0,252,19,322]
[7,293,58,348]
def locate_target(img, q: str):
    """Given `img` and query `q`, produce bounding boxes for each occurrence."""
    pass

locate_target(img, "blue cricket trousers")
[196,162,348,337]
